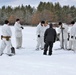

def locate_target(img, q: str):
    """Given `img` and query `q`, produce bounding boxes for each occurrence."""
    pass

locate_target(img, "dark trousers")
[43,41,53,55]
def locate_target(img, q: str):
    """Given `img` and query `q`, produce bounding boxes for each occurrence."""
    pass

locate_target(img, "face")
[59,24,61,26]
[44,23,48,26]
[41,23,44,26]
[17,21,20,24]
[7,23,9,25]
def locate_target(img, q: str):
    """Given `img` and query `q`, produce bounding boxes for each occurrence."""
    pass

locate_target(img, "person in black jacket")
[43,24,57,55]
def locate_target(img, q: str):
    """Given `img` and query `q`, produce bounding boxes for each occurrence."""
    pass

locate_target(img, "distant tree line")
[0,2,76,25]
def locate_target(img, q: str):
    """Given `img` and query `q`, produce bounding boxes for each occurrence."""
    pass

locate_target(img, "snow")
[0,26,76,75]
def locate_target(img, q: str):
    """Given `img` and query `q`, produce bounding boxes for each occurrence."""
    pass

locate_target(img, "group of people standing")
[58,22,68,49]
[56,21,76,52]
[36,21,57,55]
[0,20,57,56]
[36,20,76,55]
[0,19,24,56]
[0,19,76,56]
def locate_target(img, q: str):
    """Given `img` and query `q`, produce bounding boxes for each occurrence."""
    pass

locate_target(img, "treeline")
[0,2,76,25]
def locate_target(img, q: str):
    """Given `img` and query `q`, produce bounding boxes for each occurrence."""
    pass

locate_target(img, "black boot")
[48,53,52,56]
[43,52,47,55]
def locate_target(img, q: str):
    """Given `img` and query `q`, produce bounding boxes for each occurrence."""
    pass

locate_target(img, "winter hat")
[71,21,75,24]
[59,22,62,25]
[16,19,20,21]
[5,20,9,24]
[41,21,45,24]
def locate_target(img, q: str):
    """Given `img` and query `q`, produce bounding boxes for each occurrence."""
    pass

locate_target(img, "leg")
[60,38,63,48]
[74,40,76,52]
[6,40,12,54]
[64,39,67,49]
[40,36,44,50]
[72,40,76,51]
[68,40,72,50]
[19,37,22,48]
[48,42,53,55]
[0,40,6,55]
[16,37,21,49]
[36,37,41,50]
[60,34,64,49]
[43,42,49,55]
[16,37,19,48]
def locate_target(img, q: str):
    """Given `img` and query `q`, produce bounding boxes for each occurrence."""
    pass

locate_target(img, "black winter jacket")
[44,28,57,43]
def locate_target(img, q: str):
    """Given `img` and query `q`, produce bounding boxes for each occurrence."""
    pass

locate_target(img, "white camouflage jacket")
[14,22,22,37]
[2,24,12,36]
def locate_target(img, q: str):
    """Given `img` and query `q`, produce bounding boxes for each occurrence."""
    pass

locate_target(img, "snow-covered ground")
[0,26,76,75]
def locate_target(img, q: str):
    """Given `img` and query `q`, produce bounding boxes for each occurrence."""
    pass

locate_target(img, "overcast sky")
[0,0,76,8]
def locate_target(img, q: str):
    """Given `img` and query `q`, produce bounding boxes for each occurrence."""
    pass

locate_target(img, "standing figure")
[43,24,57,55]
[44,21,49,32]
[58,22,68,49]
[44,21,49,33]
[43,21,49,45]
[36,21,45,50]
[14,19,24,49]
[0,20,13,56]
[68,21,76,52]
[73,22,76,52]
[68,21,75,50]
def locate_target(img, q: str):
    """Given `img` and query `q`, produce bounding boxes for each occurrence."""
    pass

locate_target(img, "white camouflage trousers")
[0,39,12,55]
[60,39,67,49]
[36,36,44,49]
[16,37,22,48]
[69,39,76,51]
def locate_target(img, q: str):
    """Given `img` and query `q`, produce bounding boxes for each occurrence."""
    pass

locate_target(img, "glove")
[71,36,73,38]
[21,26,24,29]
[38,35,40,37]
[1,35,3,40]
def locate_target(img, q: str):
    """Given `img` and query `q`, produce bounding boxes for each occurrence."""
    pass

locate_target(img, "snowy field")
[0,26,76,75]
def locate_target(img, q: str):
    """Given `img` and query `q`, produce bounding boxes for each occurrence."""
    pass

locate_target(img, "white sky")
[0,0,76,8]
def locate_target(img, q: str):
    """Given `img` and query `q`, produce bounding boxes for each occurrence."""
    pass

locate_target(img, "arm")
[14,23,22,31]
[44,30,47,43]
[58,26,61,33]
[36,25,40,37]
[54,29,57,42]
[20,23,24,29]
